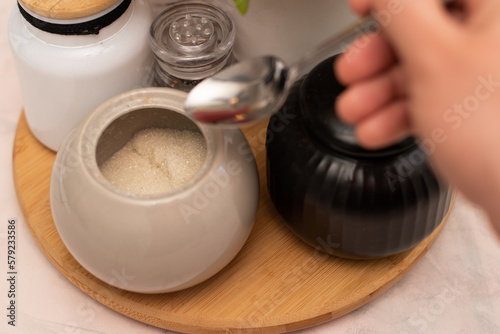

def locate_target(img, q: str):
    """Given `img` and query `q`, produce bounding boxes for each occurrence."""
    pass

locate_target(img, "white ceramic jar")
[8,0,155,151]
[50,87,260,293]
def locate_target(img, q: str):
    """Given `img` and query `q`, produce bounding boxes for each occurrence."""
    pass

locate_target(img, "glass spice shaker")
[149,1,236,91]
[8,0,155,151]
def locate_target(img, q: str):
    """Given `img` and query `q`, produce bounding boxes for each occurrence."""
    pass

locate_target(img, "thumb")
[370,0,458,62]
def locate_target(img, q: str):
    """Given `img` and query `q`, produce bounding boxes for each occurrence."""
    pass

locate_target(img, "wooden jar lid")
[18,0,123,19]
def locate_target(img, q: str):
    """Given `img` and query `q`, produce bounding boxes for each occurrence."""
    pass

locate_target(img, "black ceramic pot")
[266,56,453,258]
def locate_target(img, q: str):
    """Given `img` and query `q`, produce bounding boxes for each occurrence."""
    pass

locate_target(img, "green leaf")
[232,0,249,15]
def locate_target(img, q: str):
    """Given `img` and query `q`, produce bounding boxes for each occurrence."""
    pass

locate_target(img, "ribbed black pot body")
[266,56,453,258]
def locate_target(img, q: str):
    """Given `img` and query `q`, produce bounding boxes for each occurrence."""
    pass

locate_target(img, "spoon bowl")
[185,56,288,126]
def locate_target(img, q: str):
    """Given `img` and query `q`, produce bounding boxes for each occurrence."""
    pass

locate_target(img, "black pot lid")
[299,55,415,158]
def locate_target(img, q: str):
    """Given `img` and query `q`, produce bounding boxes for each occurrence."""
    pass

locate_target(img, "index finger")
[349,0,373,16]
[350,0,458,63]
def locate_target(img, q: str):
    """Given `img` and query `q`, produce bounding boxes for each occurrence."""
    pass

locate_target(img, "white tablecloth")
[1,1,500,333]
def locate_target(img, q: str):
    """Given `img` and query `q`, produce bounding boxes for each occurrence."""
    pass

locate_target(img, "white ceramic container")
[8,0,155,151]
[50,87,260,293]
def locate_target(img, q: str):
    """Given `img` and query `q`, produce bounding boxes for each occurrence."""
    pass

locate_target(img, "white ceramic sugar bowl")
[8,0,155,151]
[50,87,260,293]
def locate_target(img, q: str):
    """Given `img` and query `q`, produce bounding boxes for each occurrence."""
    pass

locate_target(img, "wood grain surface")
[13,112,453,333]
[19,0,121,19]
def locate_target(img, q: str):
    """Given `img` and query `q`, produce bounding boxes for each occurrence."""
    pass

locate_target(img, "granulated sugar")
[100,127,207,195]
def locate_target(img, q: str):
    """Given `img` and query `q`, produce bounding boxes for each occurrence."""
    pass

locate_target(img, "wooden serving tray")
[13,112,453,333]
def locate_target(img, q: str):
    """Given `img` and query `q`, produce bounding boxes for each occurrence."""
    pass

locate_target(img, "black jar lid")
[299,56,415,158]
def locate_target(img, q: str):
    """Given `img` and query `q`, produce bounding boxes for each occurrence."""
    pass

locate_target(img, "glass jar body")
[8,0,155,151]
[152,54,235,92]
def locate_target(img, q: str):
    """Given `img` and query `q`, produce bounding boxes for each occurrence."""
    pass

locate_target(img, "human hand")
[335,0,500,234]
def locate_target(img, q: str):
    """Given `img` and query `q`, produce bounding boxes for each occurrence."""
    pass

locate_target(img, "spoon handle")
[288,0,459,82]
[288,16,376,82]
